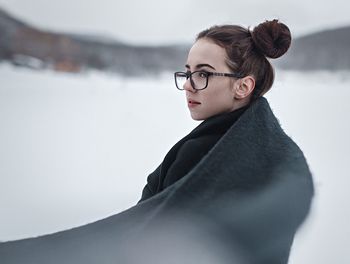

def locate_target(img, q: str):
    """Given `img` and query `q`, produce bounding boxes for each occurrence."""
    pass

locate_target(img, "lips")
[187,99,201,108]
[188,99,201,105]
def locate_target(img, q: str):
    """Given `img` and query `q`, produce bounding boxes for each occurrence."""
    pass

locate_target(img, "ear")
[234,76,255,99]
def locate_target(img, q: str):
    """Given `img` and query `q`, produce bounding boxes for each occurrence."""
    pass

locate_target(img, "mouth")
[187,99,201,108]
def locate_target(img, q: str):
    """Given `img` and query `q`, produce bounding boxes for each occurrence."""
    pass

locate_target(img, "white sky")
[0,0,350,45]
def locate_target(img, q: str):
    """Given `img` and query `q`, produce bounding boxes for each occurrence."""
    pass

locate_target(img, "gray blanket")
[0,97,314,264]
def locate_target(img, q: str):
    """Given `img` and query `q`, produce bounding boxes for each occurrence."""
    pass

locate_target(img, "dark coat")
[0,97,314,264]
[139,104,249,201]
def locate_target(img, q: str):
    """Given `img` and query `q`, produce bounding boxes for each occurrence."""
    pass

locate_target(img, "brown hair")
[196,19,291,101]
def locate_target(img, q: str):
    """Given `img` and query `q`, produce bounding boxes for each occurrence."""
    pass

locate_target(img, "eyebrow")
[185,63,216,70]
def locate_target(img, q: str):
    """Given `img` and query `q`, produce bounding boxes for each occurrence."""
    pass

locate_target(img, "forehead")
[186,38,228,69]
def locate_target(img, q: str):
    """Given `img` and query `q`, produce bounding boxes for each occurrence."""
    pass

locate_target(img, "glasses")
[174,71,243,91]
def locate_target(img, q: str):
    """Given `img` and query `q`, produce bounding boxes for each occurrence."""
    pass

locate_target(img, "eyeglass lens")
[175,72,208,90]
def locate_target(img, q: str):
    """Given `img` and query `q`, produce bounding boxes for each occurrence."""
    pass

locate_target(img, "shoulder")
[177,134,222,157]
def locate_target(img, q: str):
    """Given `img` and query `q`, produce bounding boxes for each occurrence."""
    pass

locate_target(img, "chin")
[190,112,206,121]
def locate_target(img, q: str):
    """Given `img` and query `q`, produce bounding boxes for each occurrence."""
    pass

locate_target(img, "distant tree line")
[1,7,349,75]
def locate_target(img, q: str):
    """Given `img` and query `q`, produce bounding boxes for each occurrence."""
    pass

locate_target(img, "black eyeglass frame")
[174,71,243,91]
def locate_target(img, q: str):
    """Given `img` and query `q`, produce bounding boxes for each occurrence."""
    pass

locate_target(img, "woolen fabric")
[139,104,249,201]
[0,96,314,264]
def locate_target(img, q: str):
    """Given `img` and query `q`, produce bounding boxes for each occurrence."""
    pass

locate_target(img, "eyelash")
[186,70,210,74]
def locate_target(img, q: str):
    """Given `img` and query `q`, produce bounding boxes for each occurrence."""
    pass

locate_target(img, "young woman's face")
[184,38,240,120]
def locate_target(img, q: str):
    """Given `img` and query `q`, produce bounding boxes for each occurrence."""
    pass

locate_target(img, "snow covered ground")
[0,64,349,263]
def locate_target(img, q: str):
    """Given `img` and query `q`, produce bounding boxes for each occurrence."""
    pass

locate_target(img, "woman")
[137,19,314,263]
[0,20,313,264]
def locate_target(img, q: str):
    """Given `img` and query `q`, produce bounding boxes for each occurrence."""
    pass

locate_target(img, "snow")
[0,64,349,263]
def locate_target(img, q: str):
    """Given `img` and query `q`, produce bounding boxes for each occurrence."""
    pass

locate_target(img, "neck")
[230,98,250,112]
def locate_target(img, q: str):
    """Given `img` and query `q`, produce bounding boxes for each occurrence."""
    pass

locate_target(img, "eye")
[198,71,208,78]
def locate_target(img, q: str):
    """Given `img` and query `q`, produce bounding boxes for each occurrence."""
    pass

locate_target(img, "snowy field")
[0,63,349,263]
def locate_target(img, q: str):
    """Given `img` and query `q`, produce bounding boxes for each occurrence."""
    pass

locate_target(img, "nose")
[183,78,196,93]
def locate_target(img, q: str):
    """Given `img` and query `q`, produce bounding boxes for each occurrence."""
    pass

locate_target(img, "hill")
[1,7,349,74]
[0,8,188,75]
[276,26,350,71]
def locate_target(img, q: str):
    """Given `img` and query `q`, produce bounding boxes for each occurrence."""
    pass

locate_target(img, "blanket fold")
[0,97,314,264]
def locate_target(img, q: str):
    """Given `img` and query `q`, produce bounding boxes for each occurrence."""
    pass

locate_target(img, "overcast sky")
[0,0,350,44]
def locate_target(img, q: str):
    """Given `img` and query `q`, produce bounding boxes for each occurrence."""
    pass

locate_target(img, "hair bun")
[251,19,291,59]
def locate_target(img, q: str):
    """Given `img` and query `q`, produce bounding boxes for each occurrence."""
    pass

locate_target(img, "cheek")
[204,84,233,104]
[198,79,234,102]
